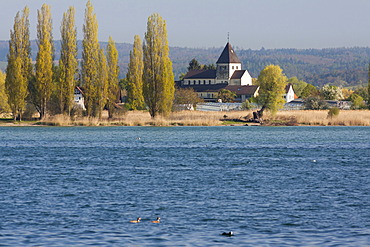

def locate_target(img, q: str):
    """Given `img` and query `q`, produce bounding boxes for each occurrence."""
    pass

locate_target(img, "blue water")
[0,126,369,246]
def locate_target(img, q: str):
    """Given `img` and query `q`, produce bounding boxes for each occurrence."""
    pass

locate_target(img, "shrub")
[327,107,340,119]
[241,99,252,110]
[304,97,328,110]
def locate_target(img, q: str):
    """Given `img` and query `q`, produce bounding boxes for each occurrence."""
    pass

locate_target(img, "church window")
[203,80,206,84]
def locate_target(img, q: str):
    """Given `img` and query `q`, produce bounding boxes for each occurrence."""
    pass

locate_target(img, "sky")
[1,0,370,49]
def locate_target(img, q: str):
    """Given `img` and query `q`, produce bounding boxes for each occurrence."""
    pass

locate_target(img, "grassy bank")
[1,110,370,127]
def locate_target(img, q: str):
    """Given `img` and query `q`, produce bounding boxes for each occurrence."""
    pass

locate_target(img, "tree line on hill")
[1,43,370,89]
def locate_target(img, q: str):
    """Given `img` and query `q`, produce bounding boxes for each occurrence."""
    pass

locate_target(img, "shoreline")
[1,109,369,127]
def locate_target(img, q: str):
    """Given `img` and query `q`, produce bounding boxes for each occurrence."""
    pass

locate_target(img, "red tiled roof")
[225,85,259,96]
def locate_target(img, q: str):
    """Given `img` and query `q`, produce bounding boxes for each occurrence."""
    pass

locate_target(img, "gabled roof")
[183,69,217,79]
[285,84,294,93]
[216,42,241,64]
[75,86,84,95]
[230,70,247,79]
[225,85,259,96]
[176,82,228,92]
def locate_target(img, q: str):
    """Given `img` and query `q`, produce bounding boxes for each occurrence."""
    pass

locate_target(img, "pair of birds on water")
[130,217,160,223]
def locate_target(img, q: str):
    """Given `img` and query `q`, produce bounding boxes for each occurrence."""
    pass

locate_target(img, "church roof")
[183,69,216,79]
[176,83,228,92]
[230,70,247,79]
[216,42,241,64]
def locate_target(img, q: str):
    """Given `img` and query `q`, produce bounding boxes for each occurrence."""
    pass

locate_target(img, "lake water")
[0,126,369,246]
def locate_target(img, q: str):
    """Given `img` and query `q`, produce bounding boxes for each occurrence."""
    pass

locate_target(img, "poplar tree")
[5,6,32,120]
[82,0,100,117]
[0,71,10,114]
[143,13,174,118]
[256,64,287,116]
[126,35,145,110]
[59,6,77,115]
[34,4,54,119]
[368,63,370,109]
[96,48,108,119]
[106,36,120,118]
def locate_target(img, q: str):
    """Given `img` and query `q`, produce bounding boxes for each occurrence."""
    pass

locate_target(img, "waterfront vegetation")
[1,109,369,127]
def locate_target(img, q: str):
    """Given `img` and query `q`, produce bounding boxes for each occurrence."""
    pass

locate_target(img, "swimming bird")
[221,231,234,236]
[151,217,161,223]
[130,217,141,223]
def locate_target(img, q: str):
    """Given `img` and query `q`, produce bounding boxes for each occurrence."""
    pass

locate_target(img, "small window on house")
[193,80,196,84]
[203,80,206,84]
[236,66,238,69]
[209,80,211,84]
[198,80,201,84]
[232,66,234,69]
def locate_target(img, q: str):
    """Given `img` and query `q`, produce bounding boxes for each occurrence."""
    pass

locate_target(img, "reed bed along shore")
[27,109,370,127]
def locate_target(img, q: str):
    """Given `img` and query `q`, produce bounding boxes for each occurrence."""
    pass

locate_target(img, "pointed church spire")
[216,42,241,64]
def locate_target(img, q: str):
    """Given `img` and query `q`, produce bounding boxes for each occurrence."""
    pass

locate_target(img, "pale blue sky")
[1,0,370,49]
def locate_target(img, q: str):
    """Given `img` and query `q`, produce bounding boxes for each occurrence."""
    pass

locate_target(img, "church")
[176,42,259,102]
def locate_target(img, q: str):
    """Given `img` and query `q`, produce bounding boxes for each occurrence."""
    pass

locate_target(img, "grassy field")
[14,109,367,127]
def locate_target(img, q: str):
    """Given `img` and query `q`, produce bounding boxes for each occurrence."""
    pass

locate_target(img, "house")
[74,86,86,110]
[177,42,258,102]
[284,84,296,103]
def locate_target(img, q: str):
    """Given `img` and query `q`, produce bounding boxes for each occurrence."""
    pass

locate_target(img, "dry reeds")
[272,110,370,126]
[9,109,370,127]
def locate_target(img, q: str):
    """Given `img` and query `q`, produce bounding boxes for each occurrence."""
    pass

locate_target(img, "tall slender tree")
[106,36,120,118]
[82,0,100,117]
[34,4,54,119]
[95,48,108,119]
[143,13,174,118]
[5,6,32,120]
[59,6,77,115]
[0,70,10,113]
[368,63,370,109]
[126,35,145,110]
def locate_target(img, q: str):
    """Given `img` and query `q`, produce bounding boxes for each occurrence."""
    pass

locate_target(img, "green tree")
[187,58,201,71]
[217,89,236,103]
[59,6,77,116]
[349,93,365,109]
[202,64,216,70]
[287,77,307,98]
[143,13,174,118]
[126,35,145,110]
[5,6,32,120]
[82,0,100,117]
[300,83,319,98]
[256,65,287,116]
[0,70,10,113]
[106,36,120,118]
[34,4,54,119]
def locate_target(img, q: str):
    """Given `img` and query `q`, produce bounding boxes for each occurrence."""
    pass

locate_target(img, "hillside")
[0,40,369,87]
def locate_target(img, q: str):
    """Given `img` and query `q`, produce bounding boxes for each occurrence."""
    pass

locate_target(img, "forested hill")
[0,40,369,88]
